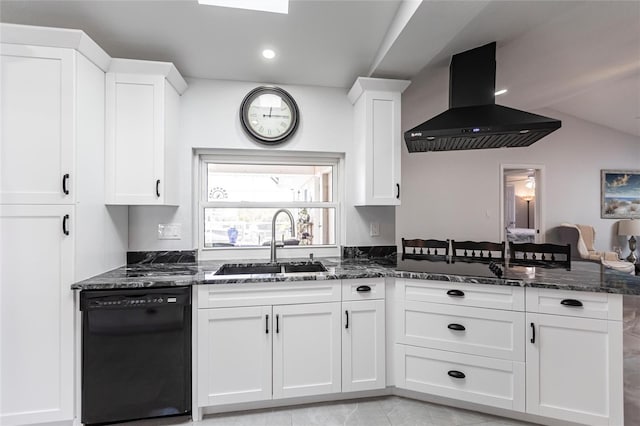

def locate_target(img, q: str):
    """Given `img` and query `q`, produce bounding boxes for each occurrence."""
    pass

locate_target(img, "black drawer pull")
[62,173,70,195]
[447,370,466,379]
[62,214,70,236]
[447,289,465,297]
[560,299,583,307]
[396,183,400,199]
[345,310,349,329]
[276,314,279,333]
[530,322,535,344]
[356,285,371,292]
[265,314,269,334]
[156,179,161,197]
[447,323,466,331]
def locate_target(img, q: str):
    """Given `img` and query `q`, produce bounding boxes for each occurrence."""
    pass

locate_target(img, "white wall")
[128,77,395,252]
[398,66,640,255]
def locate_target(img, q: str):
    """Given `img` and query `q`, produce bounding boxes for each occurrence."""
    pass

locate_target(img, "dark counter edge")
[71,259,640,295]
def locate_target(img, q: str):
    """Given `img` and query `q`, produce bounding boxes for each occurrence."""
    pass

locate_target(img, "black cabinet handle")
[356,285,371,292]
[62,173,70,195]
[447,289,465,297]
[156,179,161,197]
[265,314,269,334]
[276,314,279,334]
[448,323,466,331]
[396,183,400,199]
[62,214,70,236]
[530,322,535,344]
[345,310,349,329]
[561,299,583,307]
[447,370,466,379]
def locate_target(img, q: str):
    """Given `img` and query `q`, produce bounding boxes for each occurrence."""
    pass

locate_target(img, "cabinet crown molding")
[0,23,110,71]
[348,77,411,104]
[109,58,188,95]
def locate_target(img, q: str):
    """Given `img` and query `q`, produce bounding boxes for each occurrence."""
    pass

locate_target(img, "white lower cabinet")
[197,306,272,406]
[197,295,342,406]
[273,303,342,399]
[342,299,386,392]
[526,311,623,425]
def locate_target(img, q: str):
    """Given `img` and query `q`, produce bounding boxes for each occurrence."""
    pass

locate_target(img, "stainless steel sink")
[214,261,327,275]
[282,262,327,273]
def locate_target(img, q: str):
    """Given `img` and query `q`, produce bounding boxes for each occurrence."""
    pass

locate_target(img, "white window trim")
[194,148,344,261]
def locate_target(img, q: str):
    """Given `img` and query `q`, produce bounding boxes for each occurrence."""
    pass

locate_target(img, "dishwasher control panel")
[80,287,190,311]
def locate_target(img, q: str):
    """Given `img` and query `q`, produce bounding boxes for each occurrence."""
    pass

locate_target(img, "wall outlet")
[369,222,380,237]
[158,223,182,240]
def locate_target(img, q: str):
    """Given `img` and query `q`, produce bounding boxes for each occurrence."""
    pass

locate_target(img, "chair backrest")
[451,240,505,262]
[575,224,596,252]
[508,242,571,270]
[401,238,449,260]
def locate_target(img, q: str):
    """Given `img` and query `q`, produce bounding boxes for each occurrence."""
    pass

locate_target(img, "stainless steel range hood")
[404,42,561,153]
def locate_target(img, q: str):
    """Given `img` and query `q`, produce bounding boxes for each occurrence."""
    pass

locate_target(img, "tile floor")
[120,396,539,426]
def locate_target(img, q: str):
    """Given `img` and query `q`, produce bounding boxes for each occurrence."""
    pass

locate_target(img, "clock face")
[240,87,299,144]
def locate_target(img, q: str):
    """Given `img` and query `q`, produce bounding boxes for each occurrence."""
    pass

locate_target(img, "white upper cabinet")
[1,44,75,204]
[105,59,187,205]
[348,77,410,206]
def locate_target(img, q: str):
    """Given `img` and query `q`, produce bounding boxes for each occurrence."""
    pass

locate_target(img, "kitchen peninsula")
[72,251,640,426]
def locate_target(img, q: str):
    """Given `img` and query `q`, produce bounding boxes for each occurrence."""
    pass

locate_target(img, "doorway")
[500,165,543,243]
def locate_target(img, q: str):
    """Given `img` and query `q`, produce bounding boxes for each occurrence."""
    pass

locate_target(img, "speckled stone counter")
[71,256,640,295]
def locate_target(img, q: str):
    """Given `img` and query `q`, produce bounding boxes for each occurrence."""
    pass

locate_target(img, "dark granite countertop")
[71,256,640,295]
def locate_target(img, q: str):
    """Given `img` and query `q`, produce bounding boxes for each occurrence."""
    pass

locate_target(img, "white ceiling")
[1,0,639,138]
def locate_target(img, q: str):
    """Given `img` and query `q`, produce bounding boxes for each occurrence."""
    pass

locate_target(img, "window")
[198,152,341,258]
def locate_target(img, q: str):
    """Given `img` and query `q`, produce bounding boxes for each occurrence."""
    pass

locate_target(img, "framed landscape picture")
[601,169,640,219]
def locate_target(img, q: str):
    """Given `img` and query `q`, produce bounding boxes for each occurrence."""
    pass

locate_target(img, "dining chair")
[509,242,571,270]
[401,238,449,260]
[451,240,505,262]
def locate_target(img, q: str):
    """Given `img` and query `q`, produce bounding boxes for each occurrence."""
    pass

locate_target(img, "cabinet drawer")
[396,345,525,412]
[342,278,385,301]
[526,288,622,321]
[397,279,524,311]
[197,281,341,308]
[397,301,525,361]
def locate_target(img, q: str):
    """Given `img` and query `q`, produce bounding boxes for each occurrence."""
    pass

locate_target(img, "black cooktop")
[397,257,513,280]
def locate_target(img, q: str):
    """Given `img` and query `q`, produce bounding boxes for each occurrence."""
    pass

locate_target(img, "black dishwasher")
[80,287,191,425]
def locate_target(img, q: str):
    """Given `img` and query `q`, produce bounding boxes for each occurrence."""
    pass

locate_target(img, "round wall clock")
[240,86,299,144]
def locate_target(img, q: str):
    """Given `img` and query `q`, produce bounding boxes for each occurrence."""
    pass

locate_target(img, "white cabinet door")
[349,78,409,206]
[0,44,74,204]
[342,300,385,392]
[0,205,74,425]
[105,72,179,205]
[197,306,272,406]
[273,302,341,399]
[526,313,623,426]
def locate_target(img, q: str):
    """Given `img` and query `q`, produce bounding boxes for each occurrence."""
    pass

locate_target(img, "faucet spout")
[270,209,296,263]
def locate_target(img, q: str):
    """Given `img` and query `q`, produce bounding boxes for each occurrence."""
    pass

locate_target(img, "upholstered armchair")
[559,223,635,273]
[572,224,619,261]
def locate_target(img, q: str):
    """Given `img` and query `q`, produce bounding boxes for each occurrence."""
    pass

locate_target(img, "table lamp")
[618,219,640,263]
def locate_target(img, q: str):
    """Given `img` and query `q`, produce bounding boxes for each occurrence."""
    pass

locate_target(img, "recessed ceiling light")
[262,49,276,59]
[197,0,288,14]
[495,89,508,96]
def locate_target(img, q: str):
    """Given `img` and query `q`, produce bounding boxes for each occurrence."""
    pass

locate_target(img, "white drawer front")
[526,288,622,321]
[197,281,341,308]
[398,279,524,311]
[396,345,525,412]
[342,278,385,301]
[397,300,525,361]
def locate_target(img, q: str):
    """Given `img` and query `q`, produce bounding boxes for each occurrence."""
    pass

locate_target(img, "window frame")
[195,149,343,260]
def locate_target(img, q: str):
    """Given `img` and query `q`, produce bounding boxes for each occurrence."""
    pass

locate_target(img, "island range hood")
[404,42,561,152]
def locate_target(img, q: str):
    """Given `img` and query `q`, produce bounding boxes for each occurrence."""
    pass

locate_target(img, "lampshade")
[618,219,640,236]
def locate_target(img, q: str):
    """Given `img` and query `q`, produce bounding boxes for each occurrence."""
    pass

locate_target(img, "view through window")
[200,159,338,249]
